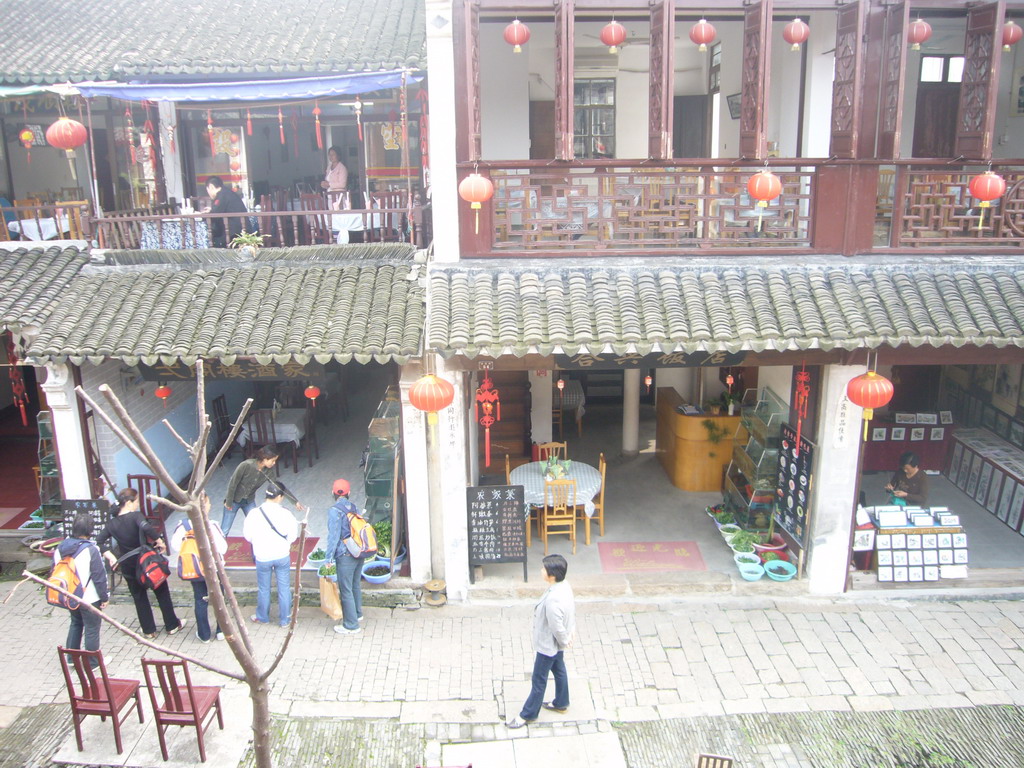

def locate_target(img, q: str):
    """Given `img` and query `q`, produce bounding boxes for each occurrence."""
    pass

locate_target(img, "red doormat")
[598,541,706,573]
[224,537,319,569]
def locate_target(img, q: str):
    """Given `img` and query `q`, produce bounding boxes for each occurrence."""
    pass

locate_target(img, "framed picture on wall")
[1011,421,1024,448]
[1013,66,1024,116]
[917,413,938,425]
[726,93,742,119]
[996,412,1011,439]
[872,427,887,441]
[895,413,916,424]
[911,427,925,441]
[930,427,945,441]
[891,427,906,441]
[940,410,953,425]
[994,364,1022,411]
[982,405,997,430]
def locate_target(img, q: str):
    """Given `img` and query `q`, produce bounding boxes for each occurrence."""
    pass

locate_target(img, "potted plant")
[711,509,735,528]
[734,552,761,567]
[720,391,742,416]
[727,529,761,554]
[229,230,268,258]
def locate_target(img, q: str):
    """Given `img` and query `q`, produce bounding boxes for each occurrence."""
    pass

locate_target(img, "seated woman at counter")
[885,451,928,506]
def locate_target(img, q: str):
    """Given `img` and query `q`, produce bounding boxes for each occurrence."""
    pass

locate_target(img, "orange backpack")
[177,521,203,581]
[47,543,88,610]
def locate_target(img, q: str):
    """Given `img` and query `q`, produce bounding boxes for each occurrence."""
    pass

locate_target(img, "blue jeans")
[337,554,365,630]
[521,651,568,721]
[67,600,103,666]
[221,499,255,536]
[255,556,291,626]
[191,580,222,641]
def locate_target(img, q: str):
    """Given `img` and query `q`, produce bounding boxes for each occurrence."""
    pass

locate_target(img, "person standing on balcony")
[206,176,248,247]
[321,146,349,209]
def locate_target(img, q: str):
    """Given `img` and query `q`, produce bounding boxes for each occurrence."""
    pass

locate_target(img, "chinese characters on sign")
[139,360,324,381]
[553,351,747,370]
[775,423,815,550]
[60,499,110,538]
[597,540,707,574]
[466,485,527,582]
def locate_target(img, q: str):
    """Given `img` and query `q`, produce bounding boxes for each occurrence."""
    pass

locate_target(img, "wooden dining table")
[509,460,602,517]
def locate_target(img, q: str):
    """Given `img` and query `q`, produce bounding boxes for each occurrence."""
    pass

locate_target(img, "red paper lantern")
[689,18,716,52]
[503,19,531,53]
[46,117,88,152]
[747,170,782,232]
[304,385,321,407]
[847,371,894,440]
[458,173,494,235]
[783,18,810,51]
[1004,21,1023,51]
[600,20,627,53]
[229,161,241,171]
[968,171,1006,229]
[154,384,172,408]
[644,374,653,393]
[907,18,932,51]
[410,374,455,425]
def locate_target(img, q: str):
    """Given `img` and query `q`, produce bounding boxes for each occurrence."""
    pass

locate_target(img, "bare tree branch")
[162,418,194,456]
[197,398,254,491]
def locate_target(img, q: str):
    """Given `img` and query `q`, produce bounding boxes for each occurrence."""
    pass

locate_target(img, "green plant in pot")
[373,520,393,559]
[727,529,761,554]
[229,230,268,258]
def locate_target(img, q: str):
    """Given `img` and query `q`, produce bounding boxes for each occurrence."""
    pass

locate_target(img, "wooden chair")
[141,658,224,763]
[61,186,85,201]
[58,646,144,755]
[536,441,568,461]
[127,473,167,539]
[579,452,606,546]
[551,406,564,440]
[244,410,281,475]
[368,189,408,242]
[13,197,42,208]
[542,478,578,555]
[696,755,734,768]
[209,394,233,462]
[298,406,320,468]
[298,192,331,244]
[504,454,512,484]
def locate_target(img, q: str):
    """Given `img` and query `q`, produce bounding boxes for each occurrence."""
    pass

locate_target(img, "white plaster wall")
[6,143,88,202]
[716,22,743,157]
[757,366,793,406]
[399,363,432,583]
[993,43,1024,159]
[802,12,836,158]
[480,24,531,160]
[529,370,553,444]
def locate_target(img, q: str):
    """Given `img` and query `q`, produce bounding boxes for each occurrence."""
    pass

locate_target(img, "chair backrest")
[505,454,511,484]
[536,442,568,460]
[696,755,734,768]
[127,474,164,519]
[141,658,201,722]
[14,197,42,207]
[298,193,330,243]
[597,452,607,503]
[543,478,577,513]
[58,646,113,707]
[246,409,278,446]
[211,395,230,437]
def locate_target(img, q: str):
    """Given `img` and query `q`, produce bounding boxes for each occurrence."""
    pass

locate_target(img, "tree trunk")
[249,676,274,768]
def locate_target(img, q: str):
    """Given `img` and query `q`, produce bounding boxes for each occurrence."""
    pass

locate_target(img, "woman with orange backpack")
[170,495,228,643]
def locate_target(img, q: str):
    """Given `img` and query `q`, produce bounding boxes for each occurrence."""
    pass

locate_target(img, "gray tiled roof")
[427,258,1024,358]
[26,246,423,366]
[0,246,91,334]
[1,0,425,84]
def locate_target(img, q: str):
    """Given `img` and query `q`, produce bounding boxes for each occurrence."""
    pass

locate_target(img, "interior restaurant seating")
[541,478,578,555]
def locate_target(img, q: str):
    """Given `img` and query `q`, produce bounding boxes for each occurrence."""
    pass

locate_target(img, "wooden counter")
[656,387,746,492]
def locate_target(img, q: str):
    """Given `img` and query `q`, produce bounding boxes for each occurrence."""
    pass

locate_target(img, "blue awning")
[73,70,421,102]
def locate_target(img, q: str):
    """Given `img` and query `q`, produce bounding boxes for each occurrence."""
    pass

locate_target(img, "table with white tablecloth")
[510,460,602,517]
[7,214,70,241]
[332,211,384,244]
[236,408,307,448]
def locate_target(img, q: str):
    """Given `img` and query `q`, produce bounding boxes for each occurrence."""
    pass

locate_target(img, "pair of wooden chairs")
[58,647,223,762]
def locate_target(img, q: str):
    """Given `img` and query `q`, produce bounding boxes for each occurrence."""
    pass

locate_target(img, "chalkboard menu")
[61,499,111,538]
[467,485,527,582]
[774,424,815,549]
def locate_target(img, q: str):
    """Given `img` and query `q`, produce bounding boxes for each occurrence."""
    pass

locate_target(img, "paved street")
[2,581,1024,767]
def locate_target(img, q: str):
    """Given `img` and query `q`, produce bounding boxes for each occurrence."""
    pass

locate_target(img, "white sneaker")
[333,625,361,635]
[195,631,211,644]
[357,615,365,622]
[216,632,225,641]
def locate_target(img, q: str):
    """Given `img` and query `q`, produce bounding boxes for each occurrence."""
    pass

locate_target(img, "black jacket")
[210,187,248,247]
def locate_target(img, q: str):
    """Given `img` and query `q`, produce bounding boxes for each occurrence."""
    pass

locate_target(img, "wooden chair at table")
[297,405,320,468]
[551,404,564,440]
[127,473,168,539]
[209,394,233,463]
[578,452,606,546]
[243,409,281,475]
[542,478,578,555]
[299,192,331,244]
[536,441,568,461]
[58,646,144,755]
[141,657,224,763]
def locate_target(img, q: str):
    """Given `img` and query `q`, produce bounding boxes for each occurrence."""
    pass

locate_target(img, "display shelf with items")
[36,411,63,529]
[724,387,787,529]
[866,505,968,584]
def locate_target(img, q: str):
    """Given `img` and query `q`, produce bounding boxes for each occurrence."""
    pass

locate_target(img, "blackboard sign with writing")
[61,499,111,538]
[467,485,527,582]
[774,423,815,549]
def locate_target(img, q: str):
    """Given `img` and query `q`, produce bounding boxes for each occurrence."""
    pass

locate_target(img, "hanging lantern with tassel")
[503,18,530,53]
[847,370,894,441]
[246,108,253,136]
[154,383,173,408]
[18,127,34,164]
[304,385,321,407]
[458,172,494,235]
[968,171,1006,230]
[747,170,782,232]
[689,18,716,52]
[313,101,323,149]
[46,117,88,181]
[475,371,502,468]
[410,374,455,425]
[206,110,215,155]
[4,335,29,426]
[907,18,932,51]
[644,374,653,394]
[1004,20,1023,52]
[783,18,810,51]
[600,20,627,53]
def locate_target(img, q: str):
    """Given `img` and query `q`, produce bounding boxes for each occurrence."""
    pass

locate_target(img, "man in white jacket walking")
[243,485,298,627]
[507,553,575,728]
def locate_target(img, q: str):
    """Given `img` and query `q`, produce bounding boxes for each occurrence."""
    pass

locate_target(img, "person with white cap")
[323,478,368,635]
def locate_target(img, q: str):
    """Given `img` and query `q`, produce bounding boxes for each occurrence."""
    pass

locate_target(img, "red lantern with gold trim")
[410,374,455,425]
[304,385,321,407]
[46,117,88,180]
[600,20,627,53]
[458,173,494,235]
[783,18,810,51]
[1004,21,1023,51]
[689,18,716,52]
[154,383,173,408]
[907,18,932,51]
[847,371,894,440]
[968,171,1006,230]
[503,19,530,53]
[746,170,782,231]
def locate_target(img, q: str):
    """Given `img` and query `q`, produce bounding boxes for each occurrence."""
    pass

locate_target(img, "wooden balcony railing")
[0,201,90,242]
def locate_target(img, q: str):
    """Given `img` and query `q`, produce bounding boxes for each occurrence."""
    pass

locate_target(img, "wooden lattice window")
[573,79,615,158]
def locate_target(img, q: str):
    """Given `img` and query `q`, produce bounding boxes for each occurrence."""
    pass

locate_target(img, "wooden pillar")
[812,165,877,256]
[453,0,481,163]
[739,0,773,160]
[648,0,675,160]
[554,0,576,161]
[876,2,910,159]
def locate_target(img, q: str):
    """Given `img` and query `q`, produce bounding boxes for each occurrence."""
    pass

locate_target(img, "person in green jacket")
[222,446,279,534]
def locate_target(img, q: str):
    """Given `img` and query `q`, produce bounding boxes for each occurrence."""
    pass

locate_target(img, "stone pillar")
[806,362,866,595]
[622,368,641,457]
[437,363,470,600]
[399,364,432,583]
[157,102,185,204]
[40,363,91,498]
[529,370,553,444]
[424,0,460,262]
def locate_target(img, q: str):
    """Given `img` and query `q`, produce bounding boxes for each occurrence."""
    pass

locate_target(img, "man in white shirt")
[243,486,298,627]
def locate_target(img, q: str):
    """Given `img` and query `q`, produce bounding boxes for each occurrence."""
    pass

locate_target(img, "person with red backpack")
[170,495,228,643]
[323,478,373,636]
[97,488,184,640]
[54,513,109,665]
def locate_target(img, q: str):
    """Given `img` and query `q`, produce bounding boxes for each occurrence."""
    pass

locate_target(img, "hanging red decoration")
[206,109,215,155]
[277,107,285,145]
[4,335,28,426]
[1004,21,1023,51]
[458,172,494,235]
[600,20,627,53]
[782,18,810,51]
[142,103,157,165]
[18,127,34,164]
[123,106,138,165]
[968,171,1006,229]
[847,370,894,441]
[154,384,173,408]
[354,96,364,142]
[313,101,323,149]
[475,371,502,467]
[304,385,321,407]
[725,373,735,389]
[503,19,531,53]
[689,18,716,51]
[793,365,811,456]
[746,170,783,231]
[290,109,299,158]
[644,374,653,393]
[907,18,932,51]
[409,374,455,425]
[45,116,88,152]
[246,108,253,136]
